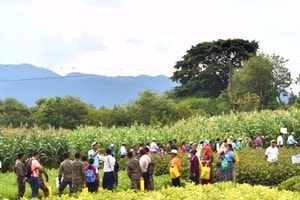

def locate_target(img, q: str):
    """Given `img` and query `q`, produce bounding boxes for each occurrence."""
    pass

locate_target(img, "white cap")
[169,149,178,154]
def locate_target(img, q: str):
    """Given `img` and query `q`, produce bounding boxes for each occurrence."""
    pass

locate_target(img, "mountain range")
[0,64,178,108]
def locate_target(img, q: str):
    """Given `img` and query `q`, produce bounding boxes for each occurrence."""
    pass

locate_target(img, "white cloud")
[0,0,299,82]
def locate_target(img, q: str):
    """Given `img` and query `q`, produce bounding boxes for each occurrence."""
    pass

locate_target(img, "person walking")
[28,151,43,198]
[58,152,73,196]
[15,152,26,200]
[38,160,49,198]
[126,151,141,191]
[169,149,181,187]
[265,140,279,162]
[99,148,116,190]
[72,153,85,193]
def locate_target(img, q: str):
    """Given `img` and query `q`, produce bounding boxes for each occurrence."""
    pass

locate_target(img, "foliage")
[171,39,258,98]
[278,176,300,192]
[235,148,300,186]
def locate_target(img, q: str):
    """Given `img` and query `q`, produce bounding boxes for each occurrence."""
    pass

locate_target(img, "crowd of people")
[14,132,297,199]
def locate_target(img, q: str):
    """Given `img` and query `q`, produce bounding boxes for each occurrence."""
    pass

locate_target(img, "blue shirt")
[88,149,100,168]
[225,150,235,162]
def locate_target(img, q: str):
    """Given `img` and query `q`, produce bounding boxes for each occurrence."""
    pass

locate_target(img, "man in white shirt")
[88,142,100,170]
[139,149,151,190]
[150,138,159,154]
[277,133,284,147]
[265,140,279,162]
[120,142,127,158]
[99,149,116,190]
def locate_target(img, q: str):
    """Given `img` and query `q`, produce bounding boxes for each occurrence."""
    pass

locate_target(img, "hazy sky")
[1,0,299,80]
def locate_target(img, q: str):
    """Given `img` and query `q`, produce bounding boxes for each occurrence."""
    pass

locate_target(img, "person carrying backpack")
[84,158,98,193]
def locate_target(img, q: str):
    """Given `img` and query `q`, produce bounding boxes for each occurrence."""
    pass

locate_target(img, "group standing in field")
[14,131,297,198]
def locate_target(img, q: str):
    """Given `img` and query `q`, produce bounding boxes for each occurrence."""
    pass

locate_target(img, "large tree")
[230,53,292,109]
[171,39,258,98]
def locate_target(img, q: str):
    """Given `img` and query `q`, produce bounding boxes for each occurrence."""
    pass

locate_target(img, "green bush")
[278,176,300,191]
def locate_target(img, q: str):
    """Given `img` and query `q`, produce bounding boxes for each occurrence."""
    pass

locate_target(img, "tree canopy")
[171,39,259,98]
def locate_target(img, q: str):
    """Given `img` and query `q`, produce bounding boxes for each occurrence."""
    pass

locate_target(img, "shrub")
[278,176,300,191]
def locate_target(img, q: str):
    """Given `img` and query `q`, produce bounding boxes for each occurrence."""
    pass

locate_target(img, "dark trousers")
[39,182,49,197]
[29,177,39,197]
[17,177,25,199]
[58,180,72,195]
[87,181,98,193]
[190,172,200,185]
[142,172,150,190]
[171,177,180,187]
[102,171,114,190]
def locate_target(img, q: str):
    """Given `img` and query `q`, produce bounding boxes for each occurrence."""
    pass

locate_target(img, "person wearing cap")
[265,140,279,162]
[287,132,298,148]
[88,142,100,169]
[169,149,181,187]
[189,149,200,184]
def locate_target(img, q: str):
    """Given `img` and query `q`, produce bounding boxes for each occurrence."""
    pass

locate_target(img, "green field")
[2,109,300,199]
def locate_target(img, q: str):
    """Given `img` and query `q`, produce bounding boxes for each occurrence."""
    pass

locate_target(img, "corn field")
[1,108,300,172]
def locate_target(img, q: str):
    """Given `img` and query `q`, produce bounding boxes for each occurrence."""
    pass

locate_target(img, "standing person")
[15,152,26,200]
[81,156,89,168]
[235,138,243,151]
[213,139,220,152]
[179,142,186,154]
[189,150,200,184]
[255,135,264,149]
[72,153,85,193]
[150,138,159,154]
[201,141,213,184]
[88,142,100,170]
[99,148,116,190]
[277,133,284,147]
[287,132,298,148]
[165,141,172,153]
[145,147,155,190]
[126,151,141,191]
[224,144,235,181]
[28,151,43,198]
[169,149,181,187]
[58,152,73,196]
[265,140,279,162]
[186,141,193,153]
[216,150,226,182]
[38,161,49,198]
[120,142,127,158]
[139,149,151,190]
[109,144,115,156]
[84,158,98,193]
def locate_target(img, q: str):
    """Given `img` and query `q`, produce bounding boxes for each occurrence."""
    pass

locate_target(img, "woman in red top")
[84,158,99,193]
[201,141,214,184]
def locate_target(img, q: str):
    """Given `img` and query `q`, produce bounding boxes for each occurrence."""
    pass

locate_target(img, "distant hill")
[0,64,178,108]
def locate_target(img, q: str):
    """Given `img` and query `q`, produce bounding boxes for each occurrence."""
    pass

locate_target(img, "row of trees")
[1,38,300,129]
